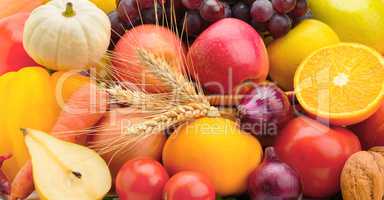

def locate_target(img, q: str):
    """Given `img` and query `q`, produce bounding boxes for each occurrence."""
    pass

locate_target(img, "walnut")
[340,151,384,200]
[370,146,384,157]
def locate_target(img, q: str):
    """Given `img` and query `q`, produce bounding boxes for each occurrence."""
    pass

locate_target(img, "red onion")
[248,147,302,200]
[0,154,11,195]
[237,82,291,137]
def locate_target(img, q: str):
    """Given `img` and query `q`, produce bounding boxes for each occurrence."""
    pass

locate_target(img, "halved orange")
[294,43,384,125]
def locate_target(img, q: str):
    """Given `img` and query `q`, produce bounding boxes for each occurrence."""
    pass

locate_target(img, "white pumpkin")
[23,0,111,70]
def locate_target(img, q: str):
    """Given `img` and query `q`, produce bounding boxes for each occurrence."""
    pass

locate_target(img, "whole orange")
[162,117,263,196]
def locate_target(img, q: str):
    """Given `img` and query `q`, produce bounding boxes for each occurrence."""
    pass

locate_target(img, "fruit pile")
[111,0,311,42]
[0,0,384,200]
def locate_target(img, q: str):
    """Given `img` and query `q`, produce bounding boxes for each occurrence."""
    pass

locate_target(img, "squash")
[0,67,90,180]
[23,0,111,71]
[0,0,45,19]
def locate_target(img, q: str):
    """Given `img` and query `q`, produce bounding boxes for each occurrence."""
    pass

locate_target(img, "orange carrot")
[10,83,108,200]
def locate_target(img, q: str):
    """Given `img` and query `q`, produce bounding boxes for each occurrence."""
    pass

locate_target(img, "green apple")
[308,0,384,54]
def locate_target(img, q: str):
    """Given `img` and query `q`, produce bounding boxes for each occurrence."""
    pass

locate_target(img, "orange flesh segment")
[295,43,384,120]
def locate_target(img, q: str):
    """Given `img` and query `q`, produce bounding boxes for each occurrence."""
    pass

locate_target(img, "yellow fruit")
[268,19,340,91]
[309,0,384,54]
[44,0,116,14]
[294,43,384,126]
[90,0,116,13]
[23,128,111,200]
[162,117,263,196]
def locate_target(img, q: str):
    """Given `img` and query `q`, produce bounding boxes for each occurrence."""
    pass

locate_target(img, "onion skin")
[237,82,291,140]
[0,154,11,195]
[248,147,302,200]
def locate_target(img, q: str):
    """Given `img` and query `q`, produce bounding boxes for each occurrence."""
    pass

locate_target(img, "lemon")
[268,19,339,91]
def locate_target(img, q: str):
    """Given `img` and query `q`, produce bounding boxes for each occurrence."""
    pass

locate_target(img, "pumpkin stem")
[62,2,75,17]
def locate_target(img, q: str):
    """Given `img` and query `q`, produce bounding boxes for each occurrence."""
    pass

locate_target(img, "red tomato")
[116,158,169,200]
[163,171,215,200]
[274,117,361,198]
[0,13,37,75]
[352,102,384,149]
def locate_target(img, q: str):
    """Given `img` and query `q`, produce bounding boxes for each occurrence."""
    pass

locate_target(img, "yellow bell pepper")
[0,67,90,180]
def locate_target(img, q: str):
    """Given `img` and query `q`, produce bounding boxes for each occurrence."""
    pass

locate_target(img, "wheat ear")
[93,48,219,155]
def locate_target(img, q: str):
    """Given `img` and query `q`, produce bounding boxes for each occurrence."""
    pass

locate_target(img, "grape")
[250,0,274,22]
[293,9,312,25]
[243,0,256,5]
[232,2,251,22]
[117,0,140,23]
[138,0,155,8]
[221,0,237,4]
[222,2,232,18]
[142,4,164,24]
[184,11,204,36]
[199,0,225,22]
[272,0,296,14]
[251,19,267,33]
[267,14,292,38]
[181,0,202,9]
[290,0,308,17]
[109,11,128,43]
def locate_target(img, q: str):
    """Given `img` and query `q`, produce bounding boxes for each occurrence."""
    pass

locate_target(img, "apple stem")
[72,171,82,179]
[62,2,76,17]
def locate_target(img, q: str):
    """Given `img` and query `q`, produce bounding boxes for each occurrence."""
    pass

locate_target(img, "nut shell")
[341,151,384,200]
[370,147,384,157]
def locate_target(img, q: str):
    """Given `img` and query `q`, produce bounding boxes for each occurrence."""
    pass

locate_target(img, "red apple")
[187,18,269,95]
[351,102,384,149]
[274,117,361,198]
[0,13,37,75]
[113,24,186,93]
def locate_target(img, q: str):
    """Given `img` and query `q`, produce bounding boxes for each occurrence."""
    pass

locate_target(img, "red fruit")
[187,18,269,95]
[116,158,169,200]
[274,117,361,198]
[113,25,186,93]
[163,171,215,200]
[0,13,37,75]
[352,102,384,149]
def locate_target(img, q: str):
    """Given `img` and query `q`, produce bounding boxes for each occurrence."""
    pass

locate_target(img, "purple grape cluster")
[110,0,311,46]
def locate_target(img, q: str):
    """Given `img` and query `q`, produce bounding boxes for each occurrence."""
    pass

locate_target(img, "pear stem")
[62,2,75,17]
[20,128,27,136]
[72,171,82,179]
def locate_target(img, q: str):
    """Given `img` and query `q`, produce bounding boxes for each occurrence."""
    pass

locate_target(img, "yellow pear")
[22,128,111,200]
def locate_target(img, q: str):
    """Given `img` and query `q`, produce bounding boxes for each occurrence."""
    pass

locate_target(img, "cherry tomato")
[163,171,216,200]
[274,117,361,198]
[0,13,37,75]
[116,158,169,200]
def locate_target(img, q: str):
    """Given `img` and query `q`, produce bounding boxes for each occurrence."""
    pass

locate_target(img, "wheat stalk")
[123,102,218,136]
[135,48,206,103]
[93,48,219,155]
